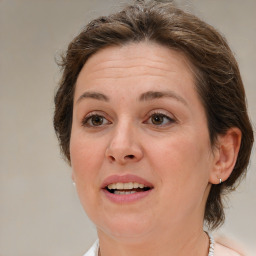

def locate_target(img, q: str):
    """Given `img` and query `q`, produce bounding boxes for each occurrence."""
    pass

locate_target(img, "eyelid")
[81,109,176,127]
[144,109,177,126]
[81,111,112,127]
[147,109,175,120]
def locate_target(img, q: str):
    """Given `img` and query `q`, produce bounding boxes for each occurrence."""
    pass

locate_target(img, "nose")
[105,123,143,165]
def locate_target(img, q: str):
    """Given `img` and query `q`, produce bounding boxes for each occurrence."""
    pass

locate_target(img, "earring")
[73,182,76,187]
[219,178,222,184]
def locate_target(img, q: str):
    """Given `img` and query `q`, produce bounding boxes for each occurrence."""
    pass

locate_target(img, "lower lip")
[102,189,153,203]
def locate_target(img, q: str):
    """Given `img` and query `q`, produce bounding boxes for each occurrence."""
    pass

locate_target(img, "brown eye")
[146,113,175,126]
[82,114,110,127]
[91,115,104,126]
[151,114,164,125]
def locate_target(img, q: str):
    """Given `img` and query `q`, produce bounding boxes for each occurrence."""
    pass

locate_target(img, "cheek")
[70,135,106,217]
[147,131,211,186]
[70,134,105,182]
[146,133,212,220]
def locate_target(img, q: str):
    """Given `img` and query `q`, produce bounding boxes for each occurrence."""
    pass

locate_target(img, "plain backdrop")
[0,0,255,255]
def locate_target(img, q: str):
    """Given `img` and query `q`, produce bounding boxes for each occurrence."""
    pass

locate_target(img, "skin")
[70,42,241,256]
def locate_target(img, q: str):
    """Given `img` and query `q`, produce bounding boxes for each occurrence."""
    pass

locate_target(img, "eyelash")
[82,112,111,128]
[81,111,176,128]
[144,111,176,127]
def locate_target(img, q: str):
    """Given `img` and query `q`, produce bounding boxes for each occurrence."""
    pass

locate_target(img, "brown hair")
[54,0,254,229]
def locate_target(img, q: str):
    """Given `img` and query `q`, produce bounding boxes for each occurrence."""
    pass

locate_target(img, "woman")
[54,1,254,255]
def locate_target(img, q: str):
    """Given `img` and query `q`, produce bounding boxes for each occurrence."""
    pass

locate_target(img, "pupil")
[152,114,163,125]
[92,116,103,126]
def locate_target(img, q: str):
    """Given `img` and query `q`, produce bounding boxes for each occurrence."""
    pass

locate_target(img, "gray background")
[0,0,255,255]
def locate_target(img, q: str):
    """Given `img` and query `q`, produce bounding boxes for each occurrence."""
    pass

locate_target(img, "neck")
[97,225,209,256]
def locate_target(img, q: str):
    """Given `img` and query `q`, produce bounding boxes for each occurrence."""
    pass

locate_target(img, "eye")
[146,112,175,126]
[82,114,110,127]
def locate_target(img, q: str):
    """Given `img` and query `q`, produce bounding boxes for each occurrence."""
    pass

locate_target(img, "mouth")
[101,174,154,202]
[105,182,152,195]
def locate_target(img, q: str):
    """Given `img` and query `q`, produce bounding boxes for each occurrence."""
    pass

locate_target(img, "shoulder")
[213,234,248,256]
[82,240,99,256]
[215,242,244,256]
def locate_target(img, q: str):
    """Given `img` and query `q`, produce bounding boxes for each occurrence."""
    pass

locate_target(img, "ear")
[71,171,77,187]
[209,127,242,184]
[71,171,75,182]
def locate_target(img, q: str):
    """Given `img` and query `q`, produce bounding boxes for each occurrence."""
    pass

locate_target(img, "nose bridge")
[106,116,143,163]
[112,118,133,146]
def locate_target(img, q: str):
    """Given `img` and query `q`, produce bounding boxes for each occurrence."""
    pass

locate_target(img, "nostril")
[126,155,135,159]
[109,156,115,161]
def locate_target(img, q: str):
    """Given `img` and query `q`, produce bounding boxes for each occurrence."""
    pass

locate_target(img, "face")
[70,42,215,241]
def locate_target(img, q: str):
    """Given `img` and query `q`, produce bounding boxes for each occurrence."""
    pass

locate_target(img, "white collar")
[82,234,214,256]
[83,240,99,256]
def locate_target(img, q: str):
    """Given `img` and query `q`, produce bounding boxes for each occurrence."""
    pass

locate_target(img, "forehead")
[75,42,197,97]
[79,42,194,79]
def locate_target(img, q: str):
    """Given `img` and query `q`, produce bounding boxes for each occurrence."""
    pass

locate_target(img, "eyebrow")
[76,90,187,106]
[76,91,109,104]
[139,91,188,106]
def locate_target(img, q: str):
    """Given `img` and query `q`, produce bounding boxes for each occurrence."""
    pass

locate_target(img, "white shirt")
[82,238,245,256]
[83,240,99,256]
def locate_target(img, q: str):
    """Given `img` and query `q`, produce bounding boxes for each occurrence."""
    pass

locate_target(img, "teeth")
[123,182,133,189]
[116,183,123,189]
[133,183,139,188]
[139,184,144,188]
[114,190,137,195]
[107,182,146,190]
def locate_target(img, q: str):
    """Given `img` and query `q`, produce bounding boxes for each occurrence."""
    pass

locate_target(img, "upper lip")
[101,174,154,189]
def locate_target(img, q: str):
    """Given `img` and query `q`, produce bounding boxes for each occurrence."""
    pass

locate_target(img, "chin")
[96,214,154,241]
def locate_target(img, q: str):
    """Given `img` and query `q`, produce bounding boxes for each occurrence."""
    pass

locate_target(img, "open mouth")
[105,182,152,195]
